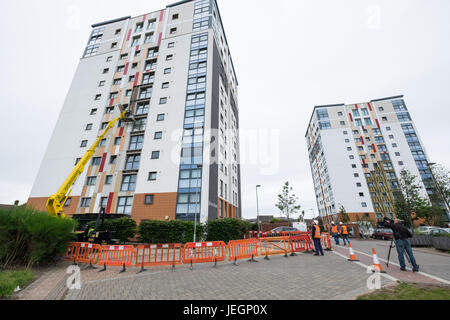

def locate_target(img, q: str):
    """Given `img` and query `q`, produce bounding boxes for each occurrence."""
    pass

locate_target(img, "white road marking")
[347,247,450,285]
[332,250,398,283]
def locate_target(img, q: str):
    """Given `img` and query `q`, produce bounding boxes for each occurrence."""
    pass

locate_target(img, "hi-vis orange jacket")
[313,225,321,239]
[331,225,338,234]
[341,225,348,235]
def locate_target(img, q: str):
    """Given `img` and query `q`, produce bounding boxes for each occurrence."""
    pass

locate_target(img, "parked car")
[415,226,441,235]
[372,228,393,240]
[430,228,450,236]
[268,227,299,233]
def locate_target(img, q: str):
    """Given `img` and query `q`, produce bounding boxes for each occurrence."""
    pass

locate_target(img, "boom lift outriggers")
[46,106,133,219]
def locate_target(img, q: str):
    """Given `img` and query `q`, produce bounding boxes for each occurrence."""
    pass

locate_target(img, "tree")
[275,182,301,226]
[339,206,350,223]
[416,205,446,227]
[395,169,429,227]
[429,163,450,213]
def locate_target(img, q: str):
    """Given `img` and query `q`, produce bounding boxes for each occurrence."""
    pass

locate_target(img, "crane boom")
[46,109,128,218]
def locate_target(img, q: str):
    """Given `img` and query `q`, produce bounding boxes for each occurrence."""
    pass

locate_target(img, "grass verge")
[358,282,450,300]
[0,269,34,299]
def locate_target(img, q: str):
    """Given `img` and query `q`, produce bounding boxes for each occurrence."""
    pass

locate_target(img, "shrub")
[113,218,137,243]
[205,219,252,243]
[0,206,77,268]
[138,220,204,244]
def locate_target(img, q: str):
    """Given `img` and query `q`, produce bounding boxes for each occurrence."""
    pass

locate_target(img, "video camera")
[382,217,393,226]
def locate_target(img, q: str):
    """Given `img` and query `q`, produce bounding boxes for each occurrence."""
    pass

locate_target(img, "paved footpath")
[333,239,450,285]
[65,251,393,300]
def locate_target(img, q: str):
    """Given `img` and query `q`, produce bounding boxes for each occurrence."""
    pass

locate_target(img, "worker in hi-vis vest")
[311,220,324,256]
[331,222,340,245]
[340,222,349,246]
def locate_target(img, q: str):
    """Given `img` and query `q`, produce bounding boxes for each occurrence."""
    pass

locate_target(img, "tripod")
[386,238,411,268]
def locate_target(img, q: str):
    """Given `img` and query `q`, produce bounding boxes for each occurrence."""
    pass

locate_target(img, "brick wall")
[131,193,177,224]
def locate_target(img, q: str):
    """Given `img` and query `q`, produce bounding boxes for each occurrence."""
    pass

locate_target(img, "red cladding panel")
[375,119,380,128]
[133,72,140,87]
[119,127,124,137]
[349,113,353,122]
[99,153,107,173]
[106,192,114,214]
[126,29,132,41]
[158,33,162,46]
[124,62,129,75]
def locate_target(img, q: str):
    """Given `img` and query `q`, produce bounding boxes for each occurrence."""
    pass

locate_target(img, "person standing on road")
[340,222,350,246]
[312,220,324,256]
[331,222,340,245]
[384,218,420,272]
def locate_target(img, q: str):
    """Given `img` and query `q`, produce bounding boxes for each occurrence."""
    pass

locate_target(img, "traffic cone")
[372,248,386,273]
[347,242,359,262]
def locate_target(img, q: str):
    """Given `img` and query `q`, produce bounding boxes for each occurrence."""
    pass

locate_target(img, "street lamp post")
[193,165,203,243]
[256,185,261,233]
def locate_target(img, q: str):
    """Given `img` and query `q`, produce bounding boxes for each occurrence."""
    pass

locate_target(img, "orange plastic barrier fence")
[64,242,83,262]
[98,245,135,267]
[77,243,102,265]
[135,244,182,268]
[289,235,313,253]
[320,233,333,251]
[227,239,259,261]
[259,237,291,257]
[182,241,226,265]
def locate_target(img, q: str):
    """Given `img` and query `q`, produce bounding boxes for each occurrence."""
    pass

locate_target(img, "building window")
[129,135,144,150]
[139,87,152,99]
[151,151,160,159]
[144,33,154,43]
[105,175,113,185]
[164,68,172,74]
[90,108,97,115]
[92,157,102,166]
[168,42,175,48]
[170,27,177,34]
[117,197,133,215]
[362,202,367,208]
[86,123,93,131]
[117,65,125,73]
[106,106,114,114]
[120,53,128,60]
[154,132,163,140]
[359,192,364,197]
[166,54,173,61]
[133,118,147,132]
[80,140,88,148]
[75,158,81,166]
[99,80,105,87]
[148,172,157,181]
[157,114,165,121]
[111,42,118,49]
[86,176,96,186]
[81,198,91,208]
[131,36,140,46]
[145,195,154,204]
[64,198,71,207]
[172,14,179,20]
[147,19,157,30]
[114,137,121,145]
[121,174,137,191]
[94,94,101,101]
[160,97,167,104]
[115,29,121,35]
[110,156,117,165]
[125,154,141,170]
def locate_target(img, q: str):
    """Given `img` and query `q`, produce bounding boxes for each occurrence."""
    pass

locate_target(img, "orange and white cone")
[347,242,359,262]
[372,248,386,273]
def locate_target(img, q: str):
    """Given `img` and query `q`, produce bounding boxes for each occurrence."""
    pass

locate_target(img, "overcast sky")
[1,0,449,220]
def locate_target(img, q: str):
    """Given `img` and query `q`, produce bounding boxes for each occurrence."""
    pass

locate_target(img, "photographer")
[383,217,419,272]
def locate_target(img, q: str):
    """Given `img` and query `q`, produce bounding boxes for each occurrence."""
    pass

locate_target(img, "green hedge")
[0,207,77,268]
[204,219,252,243]
[138,220,204,244]
[87,217,137,243]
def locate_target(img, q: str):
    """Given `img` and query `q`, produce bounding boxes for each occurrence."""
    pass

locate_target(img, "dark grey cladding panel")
[207,40,223,221]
